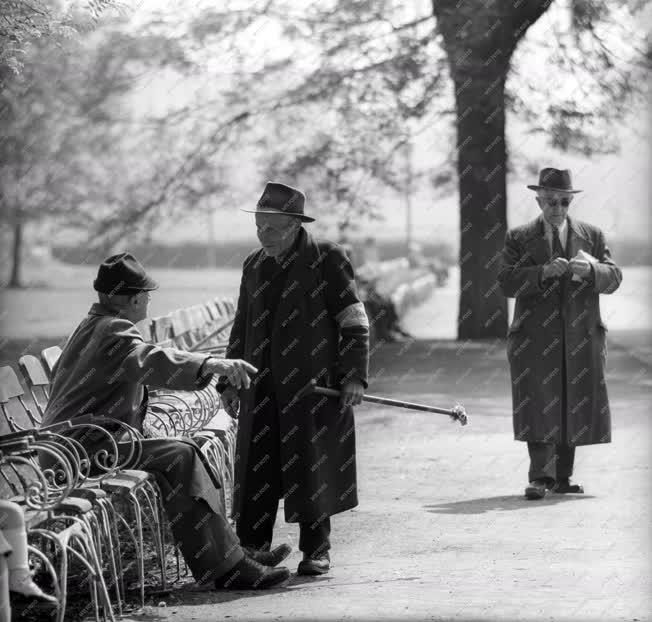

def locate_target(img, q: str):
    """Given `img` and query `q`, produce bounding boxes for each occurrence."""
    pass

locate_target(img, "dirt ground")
[141,332,651,622]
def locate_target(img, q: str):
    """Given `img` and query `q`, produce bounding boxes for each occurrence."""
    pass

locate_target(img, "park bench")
[356,258,439,341]
[1,296,239,620]
[0,412,118,621]
[13,356,169,609]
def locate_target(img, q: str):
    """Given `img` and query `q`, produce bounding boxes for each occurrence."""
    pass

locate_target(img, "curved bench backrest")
[41,346,63,380]
[18,355,50,417]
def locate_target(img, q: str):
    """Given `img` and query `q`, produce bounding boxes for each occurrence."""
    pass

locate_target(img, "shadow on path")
[167,573,332,607]
[164,581,294,608]
[425,494,596,515]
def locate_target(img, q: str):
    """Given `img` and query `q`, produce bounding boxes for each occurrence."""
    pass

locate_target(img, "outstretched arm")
[106,319,213,391]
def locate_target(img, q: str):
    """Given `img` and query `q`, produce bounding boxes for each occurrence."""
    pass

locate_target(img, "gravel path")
[156,336,650,622]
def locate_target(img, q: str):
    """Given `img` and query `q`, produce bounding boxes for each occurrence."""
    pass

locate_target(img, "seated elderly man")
[41,253,291,590]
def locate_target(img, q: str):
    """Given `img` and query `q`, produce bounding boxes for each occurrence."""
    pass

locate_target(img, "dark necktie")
[552,225,566,260]
[552,225,569,306]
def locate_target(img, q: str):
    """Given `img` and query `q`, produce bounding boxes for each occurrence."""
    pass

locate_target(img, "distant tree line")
[52,237,650,270]
[52,239,457,270]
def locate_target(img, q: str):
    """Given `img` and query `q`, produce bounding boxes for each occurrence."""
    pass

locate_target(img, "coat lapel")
[566,217,592,258]
[244,250,270,361]
[244,229,322,354]
[523,215,550,265]
[275,228,321,318]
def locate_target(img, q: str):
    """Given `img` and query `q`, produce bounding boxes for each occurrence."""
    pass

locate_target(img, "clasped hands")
[543,256,591,280]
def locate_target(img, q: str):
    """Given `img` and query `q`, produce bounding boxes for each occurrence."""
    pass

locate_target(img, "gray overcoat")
[498,216,622,446]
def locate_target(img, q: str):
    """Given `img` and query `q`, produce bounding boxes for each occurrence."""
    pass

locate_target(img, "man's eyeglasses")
[540,197,572,208]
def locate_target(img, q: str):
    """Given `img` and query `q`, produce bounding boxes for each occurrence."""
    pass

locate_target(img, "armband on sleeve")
[335,302,369,330]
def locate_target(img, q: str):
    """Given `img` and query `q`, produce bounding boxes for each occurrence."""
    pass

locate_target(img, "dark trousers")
[120,438,244,584]
[236,389,331,557]
[527,442,575,485]
[527,322,575,485]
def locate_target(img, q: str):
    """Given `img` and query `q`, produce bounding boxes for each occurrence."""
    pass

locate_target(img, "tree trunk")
[453,71,509,339]
[437,14,514,339]
[8,221,23,288]
[434,1,552,339]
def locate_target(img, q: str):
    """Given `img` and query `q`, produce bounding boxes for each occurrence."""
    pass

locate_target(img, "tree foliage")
[202,0,649,337]
[1,0,649,324]
[1,2,249,267]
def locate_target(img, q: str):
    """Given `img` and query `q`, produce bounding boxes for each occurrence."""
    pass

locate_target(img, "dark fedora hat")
[241,181,315,222]
[93,252,159,296]
[527,168,582,193]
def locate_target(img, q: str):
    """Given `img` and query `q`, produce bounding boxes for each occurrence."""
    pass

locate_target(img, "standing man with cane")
[498,168,622,500]
[218,182,369,575]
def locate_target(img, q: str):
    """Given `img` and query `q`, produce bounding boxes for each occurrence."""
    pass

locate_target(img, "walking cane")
[298,379,468,426]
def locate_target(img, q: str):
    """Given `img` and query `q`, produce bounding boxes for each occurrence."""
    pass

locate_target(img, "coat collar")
[247,227,324,313]
[524,214,589,242]
[248,227,322,278]
[273,227,303,268]
[567,216,590,243]
[89,302,123,317]
[521,215,590,262]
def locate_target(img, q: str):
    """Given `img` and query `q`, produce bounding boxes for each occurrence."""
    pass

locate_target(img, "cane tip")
[453,403,468,426]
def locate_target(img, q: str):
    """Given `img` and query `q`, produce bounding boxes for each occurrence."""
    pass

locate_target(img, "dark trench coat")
[226,228,369,523]
[498,216,622,446]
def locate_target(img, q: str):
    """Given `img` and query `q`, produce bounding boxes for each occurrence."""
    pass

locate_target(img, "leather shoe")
[215,556,290,590]
[524,479,548,500]
[553,478,584,494]
[243,543,292,567]
[297,551,330,576]
[10,591,59,610]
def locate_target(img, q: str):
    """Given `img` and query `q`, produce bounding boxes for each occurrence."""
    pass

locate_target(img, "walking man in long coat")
[219,182,369,575]
[498,168,622,500]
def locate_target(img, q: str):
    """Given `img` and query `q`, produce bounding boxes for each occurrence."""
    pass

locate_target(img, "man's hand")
[221,385,240,419]
[205,358,257,389]
[542,258,569,280]
[569,257,591,279]
[340,379,364,407]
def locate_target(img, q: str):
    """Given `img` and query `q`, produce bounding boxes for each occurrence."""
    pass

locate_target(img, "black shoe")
[553,478,584,494]
[244,544,292,567]
[10,590,59,610]
[297,551,330,576]
[215,556,290,590]
[524,479,548,500]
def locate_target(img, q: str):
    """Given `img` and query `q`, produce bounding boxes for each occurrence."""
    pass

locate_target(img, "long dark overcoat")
[226,228,369,523]
[498,216,622,446]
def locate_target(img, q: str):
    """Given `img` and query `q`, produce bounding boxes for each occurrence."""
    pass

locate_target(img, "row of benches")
[0,297,237,621]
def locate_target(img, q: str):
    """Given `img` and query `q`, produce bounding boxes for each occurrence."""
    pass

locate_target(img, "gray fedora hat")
[527,168,582,193]
[93,252,159,295]
[241,181,315,222]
